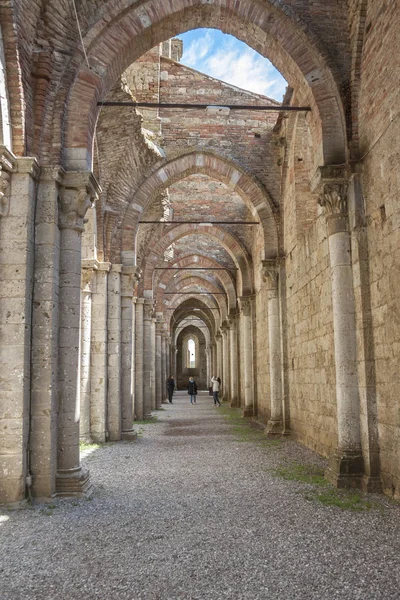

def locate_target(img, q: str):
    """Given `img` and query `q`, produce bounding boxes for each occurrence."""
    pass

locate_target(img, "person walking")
[166,375,175,403]
[211,376,221,406]
[188,377,198,405]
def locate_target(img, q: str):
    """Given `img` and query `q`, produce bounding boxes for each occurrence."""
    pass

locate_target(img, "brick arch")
[53,0,347,168]
[175,323,211,349]
[120,150,278,259]
[164,275,228,320]
[169,298,220,336]
[155,254,237,314]
[140,223,252,296]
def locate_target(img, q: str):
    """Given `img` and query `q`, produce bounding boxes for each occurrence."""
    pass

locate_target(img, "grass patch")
[79,441,101,452]
[308,489,375,511]
[155,407,165,411]
[274,462,326,487]
[219,406,283,449]
[134,415,158,425]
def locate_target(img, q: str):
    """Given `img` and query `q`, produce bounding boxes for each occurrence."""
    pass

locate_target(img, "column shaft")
[107,266,122,441]
[56,173,99,496]
[156,330,162,408]
[316,175,364,487]
[151,319,156,411]
[143,302,153,418]
[229,321,239,407]
[121,270,135,439]
[79,284,92,442]
[134,299,145,420]
[90,265,109,442]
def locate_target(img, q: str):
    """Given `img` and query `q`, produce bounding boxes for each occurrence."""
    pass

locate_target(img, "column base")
[242,405,254,418]
[230,399,239,408]
[361,475,382,494]
[55,466,92,497]
[121,429,138,442]
[325,450,364,489]
[266,419,284,437]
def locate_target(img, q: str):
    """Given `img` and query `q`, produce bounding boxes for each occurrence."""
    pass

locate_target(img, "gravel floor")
[1,391,400,600]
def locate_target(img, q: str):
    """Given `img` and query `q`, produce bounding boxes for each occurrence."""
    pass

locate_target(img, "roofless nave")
[0,0,399,505]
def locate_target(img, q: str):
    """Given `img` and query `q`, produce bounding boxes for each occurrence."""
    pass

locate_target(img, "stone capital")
[261,259,280,292]
[0,146,17,217]
[144,300,154,320]
[238,295,254,317]
[58,171,101,232]
[122,265,141,283]
[16,156,40,180]
[311,165,350,235]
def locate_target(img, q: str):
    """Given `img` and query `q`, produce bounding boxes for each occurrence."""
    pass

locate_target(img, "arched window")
[187,338,196,368]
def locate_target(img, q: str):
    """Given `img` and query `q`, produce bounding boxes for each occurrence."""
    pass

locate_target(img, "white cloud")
[180,32,287,101]
[205,42,287,100]
[181,31,214,67]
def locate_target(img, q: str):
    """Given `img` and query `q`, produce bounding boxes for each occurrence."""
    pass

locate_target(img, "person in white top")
[211,376,221,406]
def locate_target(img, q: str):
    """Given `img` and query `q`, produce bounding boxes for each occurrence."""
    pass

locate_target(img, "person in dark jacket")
[166,376,175,403]
[188,377,198,405]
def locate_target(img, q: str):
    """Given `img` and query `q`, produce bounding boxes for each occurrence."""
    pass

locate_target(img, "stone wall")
[356,0,400,497]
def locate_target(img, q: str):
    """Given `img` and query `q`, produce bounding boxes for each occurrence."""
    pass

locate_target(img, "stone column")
[0,151,37,503]
[316,169,363,487]
[229,316,239,407]
[90,261,111,443]
[142,300,153,418]
[221,322,231,403]
[205,345,211,385]
[161,333,168,402]
[262,261,284,436]
[239,296,254,417]
[107,265,122,441]
[121,267,139,440]
[155,321,163,408]
[134,298,145,419]
[29,165,61,499]
[215,333,222,381]
[151,317,157,411]
[79,266,94,442]
[56,171,100,496]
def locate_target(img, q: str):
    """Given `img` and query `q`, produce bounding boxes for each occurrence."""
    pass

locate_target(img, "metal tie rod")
[139,220,259,225]
[154,267,237,270]
[163,292,227,295]
[97,101,311,112]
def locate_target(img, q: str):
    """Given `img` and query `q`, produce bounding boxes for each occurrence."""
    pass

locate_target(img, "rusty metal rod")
[97,101,311,112]
[154,267,237,271]
[139,221,260,225]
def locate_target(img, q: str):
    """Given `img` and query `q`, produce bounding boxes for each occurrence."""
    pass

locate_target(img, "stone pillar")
[121,267,139,440]
[0,151,37,503]
[216,333,222,381]
[142,300,153,418]
[56,171,100,496]
[229,316,239,407]
[161,333,168,402]
[29,165,61,499]
[155,321,163,408]
[262,261,284,435]
[212,342,217,378]
[79,267,93,442]
[239,296,254,417]
[151,317,157,411]
[134,298,145,419]
[90,262,110,443]
[107,265,122,441]
[205,345,211,384]
[316,169,363,487]
[221,322,231,403]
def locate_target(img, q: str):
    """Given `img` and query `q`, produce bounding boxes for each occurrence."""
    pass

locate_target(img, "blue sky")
[177,29,287,101]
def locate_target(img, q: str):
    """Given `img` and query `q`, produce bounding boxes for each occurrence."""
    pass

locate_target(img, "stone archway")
[44,0,348,167]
